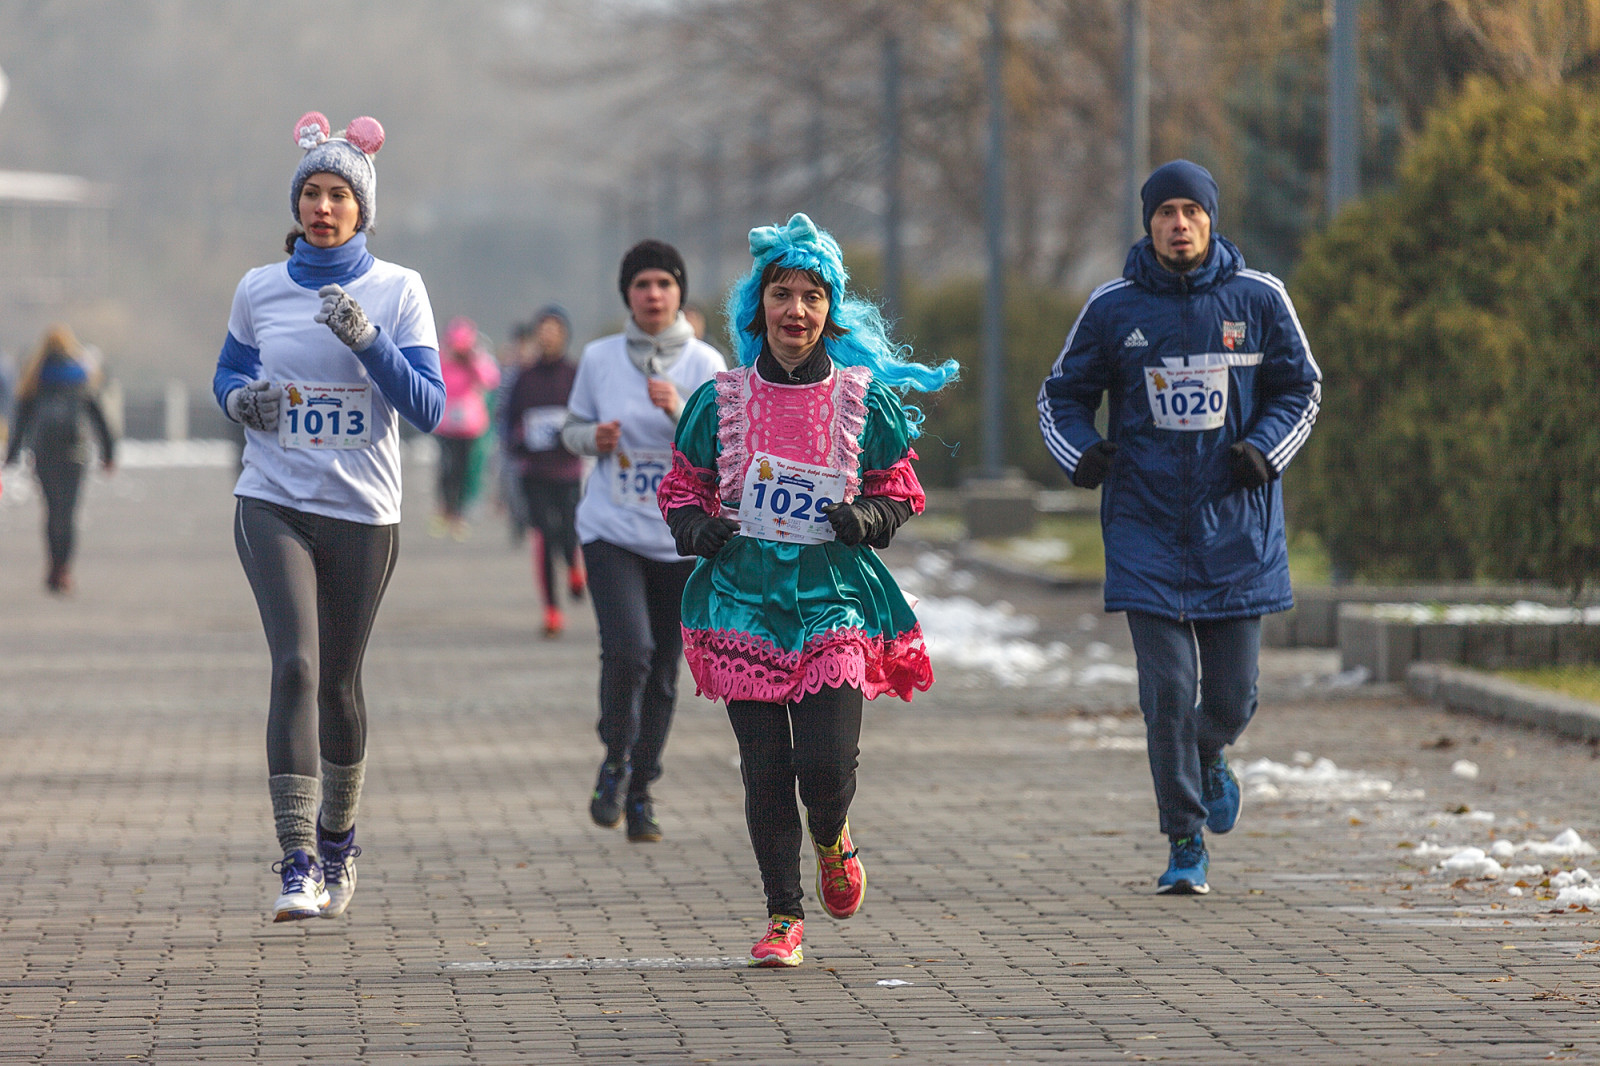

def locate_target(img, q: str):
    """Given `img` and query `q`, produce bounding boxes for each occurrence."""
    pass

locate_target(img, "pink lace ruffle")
[713,369,752,505]
[861,451,927,514]
[657,448,720,518]
[832,366,870,503]
[682,623,934,704]
[713,365,874,504]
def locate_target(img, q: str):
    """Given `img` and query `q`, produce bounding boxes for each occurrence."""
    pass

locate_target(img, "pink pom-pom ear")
[345,116,385,156]
[294,111,330,151]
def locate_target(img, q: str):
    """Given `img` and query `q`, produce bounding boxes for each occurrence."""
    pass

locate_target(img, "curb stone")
[1406,661,1600,740]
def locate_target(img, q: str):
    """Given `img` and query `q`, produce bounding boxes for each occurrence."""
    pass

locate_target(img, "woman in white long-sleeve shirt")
[213,112,444,922]
[560,239,725,843]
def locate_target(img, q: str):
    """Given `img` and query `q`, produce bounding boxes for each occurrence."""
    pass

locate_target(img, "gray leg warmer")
[269,773,320,856]
[319,757,366,833]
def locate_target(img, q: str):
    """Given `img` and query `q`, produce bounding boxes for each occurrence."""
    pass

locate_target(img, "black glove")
[1228,441,1274,490]
[1071,440,1118,489]
[666,506,740,558]
[820,496,913,548]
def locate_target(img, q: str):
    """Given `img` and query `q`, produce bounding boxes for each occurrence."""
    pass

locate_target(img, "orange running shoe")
[814,819,866,919]
[543,605,565,637]
[748,915,803,967]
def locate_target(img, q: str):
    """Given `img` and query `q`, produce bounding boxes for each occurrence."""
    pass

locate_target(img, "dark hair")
[743,262,849,344]
[284,227,303,255]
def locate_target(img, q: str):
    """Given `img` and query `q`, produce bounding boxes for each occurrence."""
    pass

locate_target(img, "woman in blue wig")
[658,213,957,967]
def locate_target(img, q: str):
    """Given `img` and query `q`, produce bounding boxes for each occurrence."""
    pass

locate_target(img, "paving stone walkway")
[1,461,1598,1063]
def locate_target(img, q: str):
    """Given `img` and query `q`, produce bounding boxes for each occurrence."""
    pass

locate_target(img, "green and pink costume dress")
[658,362,934,703]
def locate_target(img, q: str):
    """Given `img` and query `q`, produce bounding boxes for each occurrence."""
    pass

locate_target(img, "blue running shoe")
[271,849,329,921]
[1157,833,1210,895]
[317,824,362,918]
[1203,753,1242,834]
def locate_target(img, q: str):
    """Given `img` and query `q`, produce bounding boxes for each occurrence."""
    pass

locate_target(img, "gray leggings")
[234,497,399,777]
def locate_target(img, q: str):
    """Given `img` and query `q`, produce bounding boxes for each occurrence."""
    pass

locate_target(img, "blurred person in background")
[560,239,725,843]
[659,213,956,967]
[3,323,116,594]
[683,303,708,341]
[213,112,443,922]
[432,315,500,539]
[494,320,535,545]
[501,305,586,637]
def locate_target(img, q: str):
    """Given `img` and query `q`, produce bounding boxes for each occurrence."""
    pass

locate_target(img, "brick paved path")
[1,462,1598,1063]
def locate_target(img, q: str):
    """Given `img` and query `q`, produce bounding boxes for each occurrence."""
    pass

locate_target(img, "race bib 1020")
[279,381,372,449]
[1144,356,1229,431]
[736,452,847,545]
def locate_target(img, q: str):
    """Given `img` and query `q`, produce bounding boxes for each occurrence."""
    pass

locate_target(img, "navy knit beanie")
[618,240,687,307]
[1140,160,1219,235]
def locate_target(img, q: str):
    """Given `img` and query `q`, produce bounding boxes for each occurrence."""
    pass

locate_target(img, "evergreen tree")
[1291,79,1600,580]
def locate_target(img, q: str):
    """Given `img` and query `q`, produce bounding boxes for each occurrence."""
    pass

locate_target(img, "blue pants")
[1125,612,1261,839]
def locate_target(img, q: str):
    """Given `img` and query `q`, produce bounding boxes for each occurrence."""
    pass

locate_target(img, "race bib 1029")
[279,381,372,449]
[608,447,672,510]
[736,452,847,545]
[1144,356,1229,431]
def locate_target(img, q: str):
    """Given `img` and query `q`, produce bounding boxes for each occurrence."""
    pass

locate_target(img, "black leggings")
[727,685,864,919]
[234,497,399,776]
[584,539,694,791]
[436,435,474,517]
[522,477,581,608]
[35,457,86,571]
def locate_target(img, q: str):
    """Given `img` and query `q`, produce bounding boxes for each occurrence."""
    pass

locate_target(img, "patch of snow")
[1238,756,1407,803]
[1521,829,1596,858]
[1556,884,1600,907]
[1451,760,1480,780]
[1438,847,1504,879]
[1077,663,1138,685]
[1368,600,1600,625]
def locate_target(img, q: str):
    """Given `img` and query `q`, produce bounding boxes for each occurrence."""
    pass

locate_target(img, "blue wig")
[724,213,959,435]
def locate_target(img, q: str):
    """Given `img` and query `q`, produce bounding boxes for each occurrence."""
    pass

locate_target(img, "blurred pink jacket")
[435,350,501,440]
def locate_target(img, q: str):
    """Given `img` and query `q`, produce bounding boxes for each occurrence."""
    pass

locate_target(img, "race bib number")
[521,406,566,452]
[608,447,671,510]
[279,381,372,449]
[1144,356,1229,431]
[737,453,846,545]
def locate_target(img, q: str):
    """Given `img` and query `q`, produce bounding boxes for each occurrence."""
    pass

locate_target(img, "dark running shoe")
[589,759,630,828]
[1203,753,1242,834]
[625,796,662,842]
[1157,833,1210,895]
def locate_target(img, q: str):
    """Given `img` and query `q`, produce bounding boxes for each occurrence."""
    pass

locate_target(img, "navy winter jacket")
[1038,236,1321,621]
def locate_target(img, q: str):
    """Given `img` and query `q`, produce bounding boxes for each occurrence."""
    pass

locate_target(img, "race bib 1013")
[736,452,847,545]
[279,381,372,449]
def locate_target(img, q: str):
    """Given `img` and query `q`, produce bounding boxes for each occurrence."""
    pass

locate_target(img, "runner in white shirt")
[560,240,725,843]
[212,112,444,922]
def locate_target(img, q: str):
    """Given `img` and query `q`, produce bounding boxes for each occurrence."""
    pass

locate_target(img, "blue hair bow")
[747,213,844,280]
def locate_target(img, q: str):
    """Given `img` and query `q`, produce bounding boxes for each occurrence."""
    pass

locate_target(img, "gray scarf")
[624,312,696,376]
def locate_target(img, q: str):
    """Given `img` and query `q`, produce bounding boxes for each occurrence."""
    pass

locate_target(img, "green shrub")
[1291,79,1600,581]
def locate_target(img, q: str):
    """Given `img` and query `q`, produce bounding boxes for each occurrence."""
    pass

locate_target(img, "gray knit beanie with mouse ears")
[290,111,385,232]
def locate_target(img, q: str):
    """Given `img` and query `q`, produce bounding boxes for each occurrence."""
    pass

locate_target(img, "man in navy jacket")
[1038,160,1321,894]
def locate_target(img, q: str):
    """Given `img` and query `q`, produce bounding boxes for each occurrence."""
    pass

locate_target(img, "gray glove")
[226,380,283,432]
[315,283,378,351]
